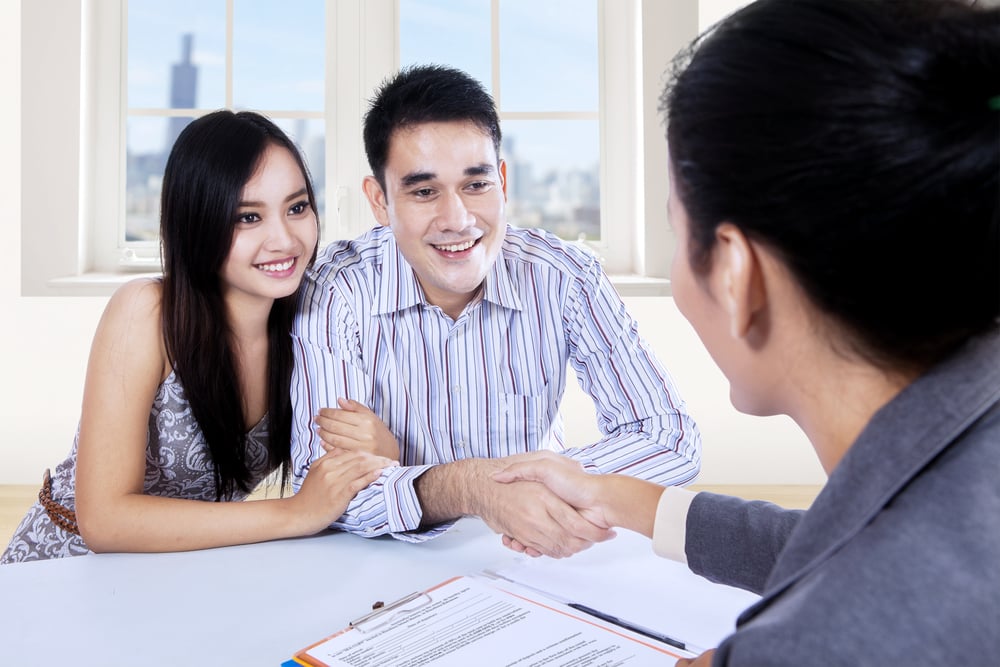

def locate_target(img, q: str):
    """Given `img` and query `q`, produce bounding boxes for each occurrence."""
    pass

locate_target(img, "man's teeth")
[435,240,476,252]
[256,259,294,272]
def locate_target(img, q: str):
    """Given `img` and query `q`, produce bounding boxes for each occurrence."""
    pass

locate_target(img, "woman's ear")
[362,175,390,226]
[714,223,765,339]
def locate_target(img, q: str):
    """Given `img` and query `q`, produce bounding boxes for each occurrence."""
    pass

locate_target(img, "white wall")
[562,297,823,485]
[1,1,106,485]
[0,0,824,486]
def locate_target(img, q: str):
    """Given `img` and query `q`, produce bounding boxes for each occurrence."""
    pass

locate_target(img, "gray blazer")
[685,331,1000,666]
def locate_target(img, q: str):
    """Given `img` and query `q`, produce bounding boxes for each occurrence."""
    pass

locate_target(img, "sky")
[126,0,599,173]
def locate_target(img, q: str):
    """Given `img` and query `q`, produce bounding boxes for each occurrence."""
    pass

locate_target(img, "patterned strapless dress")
[1,371,271,564]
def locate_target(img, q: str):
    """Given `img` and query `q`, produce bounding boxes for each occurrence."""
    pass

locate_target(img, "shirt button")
[452,384,462,393]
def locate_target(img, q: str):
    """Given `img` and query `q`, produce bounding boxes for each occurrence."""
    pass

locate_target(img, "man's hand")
[492,451,613,527]
[493,450,666,541]
[491,451,613,556]
[314,398,400,460]
[480,477,615,558]
[416,456,616,559]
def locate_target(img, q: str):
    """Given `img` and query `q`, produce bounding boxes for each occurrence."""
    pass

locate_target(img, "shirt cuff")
[388,521,455,543]
[651,486,697,563]
[382,464,458,542]
[382,464,435,533]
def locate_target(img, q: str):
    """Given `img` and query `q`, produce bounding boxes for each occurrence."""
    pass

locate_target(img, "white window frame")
[22,0,700,297]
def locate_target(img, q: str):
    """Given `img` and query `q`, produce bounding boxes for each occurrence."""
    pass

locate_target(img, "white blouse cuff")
[651,486,697,563]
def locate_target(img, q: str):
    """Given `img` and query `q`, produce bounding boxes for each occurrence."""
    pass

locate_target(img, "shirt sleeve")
[559,257,702,485]
[291,329,453,541]
[290,274,446,541]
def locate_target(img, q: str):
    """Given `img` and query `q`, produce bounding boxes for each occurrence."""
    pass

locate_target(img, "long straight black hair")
[159,110,319,500]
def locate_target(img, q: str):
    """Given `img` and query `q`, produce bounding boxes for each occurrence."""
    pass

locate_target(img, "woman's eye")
[289,201,310,215]
[237,212,260,224]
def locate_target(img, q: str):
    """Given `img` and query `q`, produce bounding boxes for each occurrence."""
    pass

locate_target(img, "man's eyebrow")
[465,164,496,177]
[399,164,496,188]
[400,172,435,188]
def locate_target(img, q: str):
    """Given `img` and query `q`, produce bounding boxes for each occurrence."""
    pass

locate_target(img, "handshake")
[444,450,666,560]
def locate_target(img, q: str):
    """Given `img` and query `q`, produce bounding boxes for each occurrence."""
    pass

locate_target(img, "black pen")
[568,602,688,651]
[481,570,700,654]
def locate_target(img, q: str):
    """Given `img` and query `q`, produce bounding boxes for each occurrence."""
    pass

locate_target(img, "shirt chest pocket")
[483,391,552,458]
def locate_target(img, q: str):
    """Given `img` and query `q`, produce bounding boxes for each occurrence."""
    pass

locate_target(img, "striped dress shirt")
[290,225,701,541]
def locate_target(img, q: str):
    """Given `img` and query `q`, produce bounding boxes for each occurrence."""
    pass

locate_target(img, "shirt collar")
[374,229,423,315]
[374,226,523,315]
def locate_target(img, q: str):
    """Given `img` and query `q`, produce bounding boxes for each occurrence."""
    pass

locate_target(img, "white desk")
[0,519,520,666]
[0,518,757,666]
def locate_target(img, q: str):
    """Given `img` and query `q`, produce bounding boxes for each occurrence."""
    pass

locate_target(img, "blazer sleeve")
[685,492,805,595]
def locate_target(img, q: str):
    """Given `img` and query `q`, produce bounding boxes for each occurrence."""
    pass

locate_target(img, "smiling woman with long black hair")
[3,111,394,563]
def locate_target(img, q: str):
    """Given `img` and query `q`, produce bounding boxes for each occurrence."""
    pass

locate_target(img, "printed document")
[294,575,691,666]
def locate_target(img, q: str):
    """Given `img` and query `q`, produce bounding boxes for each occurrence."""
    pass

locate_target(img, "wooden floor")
[0,483,822,548]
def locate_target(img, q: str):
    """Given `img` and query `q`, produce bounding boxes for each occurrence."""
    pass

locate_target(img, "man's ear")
[499,159,508,200]
[715,222,765,339]
[362,175,390,226]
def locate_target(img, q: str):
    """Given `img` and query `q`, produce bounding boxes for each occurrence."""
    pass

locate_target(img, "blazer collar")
[755,330,1000,607]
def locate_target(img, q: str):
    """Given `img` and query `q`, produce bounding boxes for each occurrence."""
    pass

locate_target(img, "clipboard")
[291,575,694,666]
[347,590,434,633]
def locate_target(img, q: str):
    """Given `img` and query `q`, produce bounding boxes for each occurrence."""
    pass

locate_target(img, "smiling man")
[289,65,701,558]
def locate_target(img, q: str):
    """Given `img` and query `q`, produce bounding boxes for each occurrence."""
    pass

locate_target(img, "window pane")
[272,118,328,224]
[126,116,190,243]
[128,0,225,109]
[499,0,598,112]
[502,120,600,241]
[399,0,491,88]
[233,1,325,111]
[125,116,326,245]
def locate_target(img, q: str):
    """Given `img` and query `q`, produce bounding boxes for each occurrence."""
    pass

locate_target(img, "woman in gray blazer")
[494,0,1000,664]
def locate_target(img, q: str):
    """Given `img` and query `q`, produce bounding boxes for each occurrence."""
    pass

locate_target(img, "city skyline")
[126,32,601,244]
